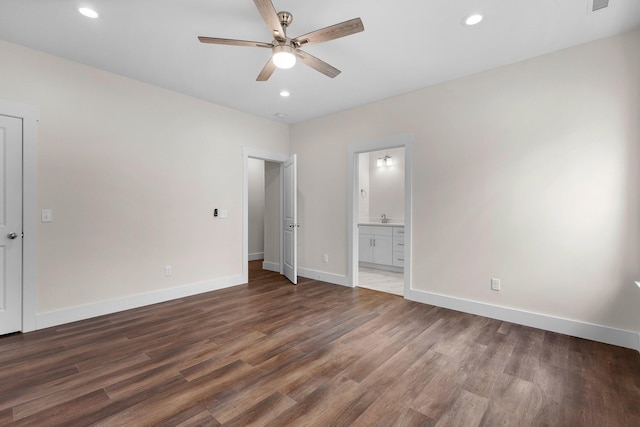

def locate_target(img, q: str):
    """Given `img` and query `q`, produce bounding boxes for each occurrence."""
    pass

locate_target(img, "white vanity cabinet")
[359,225,393,265]
[359,225,404,269]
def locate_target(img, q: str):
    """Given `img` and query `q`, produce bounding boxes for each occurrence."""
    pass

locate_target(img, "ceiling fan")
[198,0,364,81]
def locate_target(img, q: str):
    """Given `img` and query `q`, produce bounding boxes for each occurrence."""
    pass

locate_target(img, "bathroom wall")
[367,147,405,224]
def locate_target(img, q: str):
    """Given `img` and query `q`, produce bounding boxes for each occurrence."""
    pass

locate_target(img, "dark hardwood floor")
[1,261,639,426]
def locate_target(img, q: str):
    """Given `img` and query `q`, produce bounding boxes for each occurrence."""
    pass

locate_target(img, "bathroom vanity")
[358,224,404,271]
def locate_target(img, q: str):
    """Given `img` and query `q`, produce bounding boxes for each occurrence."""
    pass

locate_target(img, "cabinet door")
[372,235,393,266]
[359,234,374,263]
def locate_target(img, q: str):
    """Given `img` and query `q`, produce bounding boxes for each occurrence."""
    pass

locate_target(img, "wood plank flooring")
[1,260,639,426]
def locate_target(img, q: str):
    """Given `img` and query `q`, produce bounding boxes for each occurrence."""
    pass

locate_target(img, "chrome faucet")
[381,213,389,223]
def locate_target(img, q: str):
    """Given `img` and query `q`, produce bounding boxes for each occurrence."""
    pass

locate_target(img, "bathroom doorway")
[357,148,405,295]
[348,135,412,297]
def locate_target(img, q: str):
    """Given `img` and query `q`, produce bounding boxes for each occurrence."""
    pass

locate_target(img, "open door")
[0,115,24,335]
[283,154,297,284]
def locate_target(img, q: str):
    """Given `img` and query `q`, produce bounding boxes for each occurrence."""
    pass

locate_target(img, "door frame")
[347,134,413,293]
[0,98,38,332]
[242,147,290,283]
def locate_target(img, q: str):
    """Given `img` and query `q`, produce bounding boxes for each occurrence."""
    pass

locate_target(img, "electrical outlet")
[323,254,329,263]
[491,278,500,291]
[165,265,172,277]
[41,209,53,223]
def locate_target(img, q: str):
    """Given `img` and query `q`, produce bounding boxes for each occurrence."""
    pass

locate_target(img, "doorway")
[348,135,412,296]
[247,158,282,270]
[242,148,297,285]
[357,147,405,295]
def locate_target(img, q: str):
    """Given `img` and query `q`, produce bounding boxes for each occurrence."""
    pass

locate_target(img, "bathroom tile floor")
[358,267,404,296]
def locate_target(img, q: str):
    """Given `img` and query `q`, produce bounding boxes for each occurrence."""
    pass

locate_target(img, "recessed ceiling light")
[464,14,483,26]
[275,113,287,118]
[78,7,99,19]
[280,90,290,98]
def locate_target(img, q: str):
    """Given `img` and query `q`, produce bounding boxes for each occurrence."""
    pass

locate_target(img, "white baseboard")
[34,269,640,353]
[262,261,280,273]
[298,267,349,287]
[36,274,245,330]
[405,288,640,352]
[248,252,264,261]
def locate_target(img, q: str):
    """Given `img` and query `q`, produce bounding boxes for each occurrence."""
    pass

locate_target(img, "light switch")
[41,209,53,223]
[219,209,228,218]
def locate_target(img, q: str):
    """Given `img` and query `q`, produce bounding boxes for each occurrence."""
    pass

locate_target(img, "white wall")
[248,158,265,259]
[291,29,640,336]
[0,40,289,318]
[368,147,405,224]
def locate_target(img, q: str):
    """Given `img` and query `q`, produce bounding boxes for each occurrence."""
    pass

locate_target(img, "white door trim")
[348,134,413,295]
[0,99,39,332]
[242,147,289,284]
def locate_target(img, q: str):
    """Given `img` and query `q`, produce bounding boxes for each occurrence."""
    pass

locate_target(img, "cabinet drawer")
[359,225,392,236]
[393,236,404,251]
[393,227,405,237]
[393,251,405,267]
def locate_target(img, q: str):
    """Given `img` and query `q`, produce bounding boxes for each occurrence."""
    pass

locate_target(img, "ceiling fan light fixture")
[272,45,297,69]
[464,14,483,26]
[78,7,99,19]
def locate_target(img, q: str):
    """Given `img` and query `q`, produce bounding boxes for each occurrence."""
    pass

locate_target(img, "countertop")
[358,223,404,227]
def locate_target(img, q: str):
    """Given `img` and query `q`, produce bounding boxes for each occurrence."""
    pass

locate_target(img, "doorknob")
[7,232,18,239]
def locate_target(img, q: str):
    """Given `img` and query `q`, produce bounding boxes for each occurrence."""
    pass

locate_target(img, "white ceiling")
[1,0,639,124]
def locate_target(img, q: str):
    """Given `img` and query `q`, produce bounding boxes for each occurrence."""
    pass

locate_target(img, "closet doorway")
[242,148,298,285]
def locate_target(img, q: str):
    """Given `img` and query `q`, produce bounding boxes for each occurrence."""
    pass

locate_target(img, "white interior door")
[0,115,23,335]
[282,154,297,284]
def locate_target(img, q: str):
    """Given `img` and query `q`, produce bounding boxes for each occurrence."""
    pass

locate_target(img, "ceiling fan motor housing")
[278,11,293,29]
